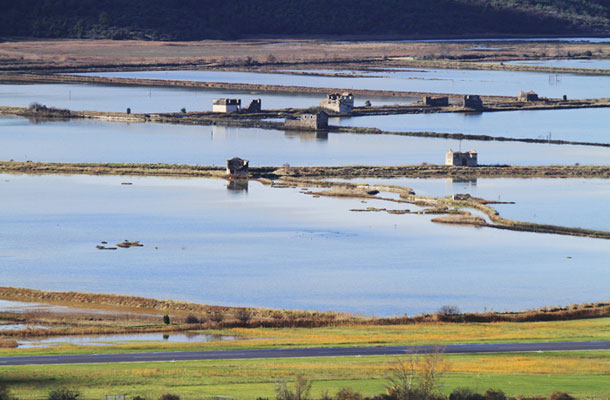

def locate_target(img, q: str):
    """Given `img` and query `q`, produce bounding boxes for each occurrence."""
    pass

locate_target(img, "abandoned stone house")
[213,98,241,113]
[320,92,354,113]
[245,99,262,112]
[284,111,329,130]
[518,90,540,102]
[226,157,249,176]
[462,95,483,110]
[423,96,449,107]
[445,149,478,167]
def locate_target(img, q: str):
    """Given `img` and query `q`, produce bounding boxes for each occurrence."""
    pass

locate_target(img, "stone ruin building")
[213,98,262,113]
[285,111,329,130]
[445,149,478,167]
[320,92,354,113]
[462,95,483,110]
[213,98,241,113]
[518,90,540,102]
[226,157,249,176]
[423,96,449,107]
[245,99,262,112]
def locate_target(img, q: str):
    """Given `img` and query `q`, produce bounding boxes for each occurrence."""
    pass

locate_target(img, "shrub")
[132,396,147,400]
[163,315,170,325]
[335,388,363,400]
[48,388,80,400]
[236,309,252,325]
[549,393,576,400]
[158,394,180,400]
[184,314,199,324]
[0,384,16,400]
[180,108,186,113]
[450,388,484,400]
[437,305,461,316]
[209,310,223,323]
[126,107,131,114]
[483,389,506,400]
[275,375,312,400]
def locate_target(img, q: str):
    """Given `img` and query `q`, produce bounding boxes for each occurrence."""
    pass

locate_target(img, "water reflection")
[227,179,249,192]
[18,332,238,348]
[284,130,329,141]
[2,116,608,166]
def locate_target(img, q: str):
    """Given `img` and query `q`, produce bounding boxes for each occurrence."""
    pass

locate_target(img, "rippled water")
[2,115,608,166]
[1,174,608,316]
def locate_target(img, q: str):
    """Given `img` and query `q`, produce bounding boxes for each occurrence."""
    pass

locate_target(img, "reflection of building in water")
[211,125,228,139]
[284,130,329,141]
[446,177,477,187]
[227,179,249,192]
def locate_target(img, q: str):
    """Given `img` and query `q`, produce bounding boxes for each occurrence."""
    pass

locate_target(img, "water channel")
[2,116,608,166]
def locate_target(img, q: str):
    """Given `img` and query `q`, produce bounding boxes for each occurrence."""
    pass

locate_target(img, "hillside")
[0,0,609,41]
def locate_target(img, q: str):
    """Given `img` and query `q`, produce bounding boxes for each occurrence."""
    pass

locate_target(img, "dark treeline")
[0,0,609,41]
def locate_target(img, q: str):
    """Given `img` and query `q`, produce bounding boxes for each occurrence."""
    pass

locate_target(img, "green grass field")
[1,352,609,399]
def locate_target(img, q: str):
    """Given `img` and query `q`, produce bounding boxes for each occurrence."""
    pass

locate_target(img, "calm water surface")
[333,107,610,143]
[2,116,609,166]
[0,83,411,113]
[18,332,237,348]
[1,174,608,316]
[333,177,610,231]
[489,59,610,70]
[83,69,610,99]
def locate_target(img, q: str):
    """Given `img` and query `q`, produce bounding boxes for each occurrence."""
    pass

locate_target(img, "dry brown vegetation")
[0,287,609,339]
[0,39,608,73]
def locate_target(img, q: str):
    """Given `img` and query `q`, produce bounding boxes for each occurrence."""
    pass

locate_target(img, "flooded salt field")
[332,177,610,231]
[1,174,608,316]
[83,68,610,99]
[2,115,609,166]
[332,107,610,143]
[489,59,610,70]
[18,332,237,348]
[0,83,410,114]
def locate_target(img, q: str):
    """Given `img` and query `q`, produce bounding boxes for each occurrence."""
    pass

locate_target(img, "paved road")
[1,341,609,366]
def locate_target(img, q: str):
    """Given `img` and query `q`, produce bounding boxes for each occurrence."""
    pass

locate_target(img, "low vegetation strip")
[1,161,609,179]
[1,287,609,330]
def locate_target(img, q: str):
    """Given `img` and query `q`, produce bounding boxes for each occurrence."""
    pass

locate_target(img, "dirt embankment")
[2,161,609,180]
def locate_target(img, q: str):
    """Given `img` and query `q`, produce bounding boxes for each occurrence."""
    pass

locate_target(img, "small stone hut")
[320,92,354,113]
[285,111,329,130]
[518,90,540,102]
[423,96,449,107]
[244,99,262,112]
[213,98,241,113]
[226,157,249,176]
[445,150,478,167]
[463,95,483,110]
